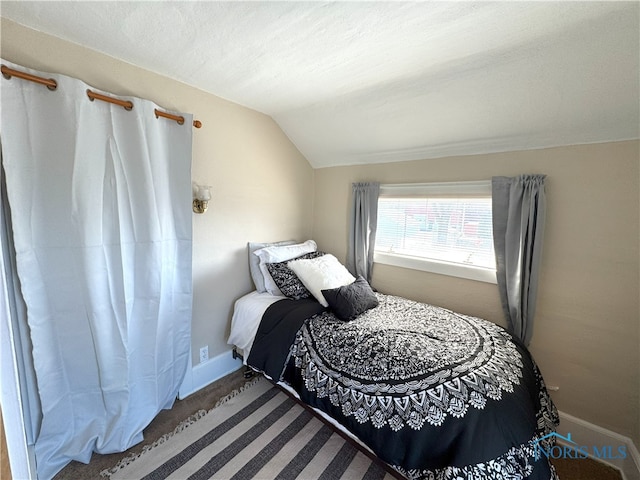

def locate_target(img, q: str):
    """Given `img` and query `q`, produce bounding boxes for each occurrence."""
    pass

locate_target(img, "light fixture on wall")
[192,182,212,214]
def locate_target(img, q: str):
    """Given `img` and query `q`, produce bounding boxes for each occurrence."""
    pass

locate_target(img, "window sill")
[374,252,497,284]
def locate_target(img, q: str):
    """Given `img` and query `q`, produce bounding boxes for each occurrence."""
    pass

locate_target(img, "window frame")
[373,181,497,284]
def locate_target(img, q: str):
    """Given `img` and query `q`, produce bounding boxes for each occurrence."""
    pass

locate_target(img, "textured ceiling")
[2,1,639,168]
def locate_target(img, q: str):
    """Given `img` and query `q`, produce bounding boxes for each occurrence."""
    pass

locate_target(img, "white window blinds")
[374,182,496,282]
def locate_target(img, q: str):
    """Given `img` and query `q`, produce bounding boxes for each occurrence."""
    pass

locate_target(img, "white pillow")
[248,240,295,292]
[254,240,317,295]
[287,254,355,307]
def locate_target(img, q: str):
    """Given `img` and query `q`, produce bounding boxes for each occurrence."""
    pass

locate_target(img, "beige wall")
[0,19,314,363]
[313,141,640,445]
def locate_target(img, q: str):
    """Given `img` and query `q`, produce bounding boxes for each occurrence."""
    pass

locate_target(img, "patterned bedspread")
[247,293,559,480]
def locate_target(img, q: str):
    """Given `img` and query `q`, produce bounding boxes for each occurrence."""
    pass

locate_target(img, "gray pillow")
[321,276,378,321]
[248,240,295,292]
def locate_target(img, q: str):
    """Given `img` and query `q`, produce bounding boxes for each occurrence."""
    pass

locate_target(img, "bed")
[228,240,560,480]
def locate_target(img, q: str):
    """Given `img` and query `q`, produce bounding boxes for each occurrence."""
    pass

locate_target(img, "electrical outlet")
[199,346,209,363]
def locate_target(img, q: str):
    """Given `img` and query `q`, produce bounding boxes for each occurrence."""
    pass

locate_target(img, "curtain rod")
[1,64,202,129]
[1,64,57,90]
[154,109,203,129]
[87,89,133,110]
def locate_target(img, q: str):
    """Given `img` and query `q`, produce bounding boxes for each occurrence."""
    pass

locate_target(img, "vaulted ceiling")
[2,1,639,168]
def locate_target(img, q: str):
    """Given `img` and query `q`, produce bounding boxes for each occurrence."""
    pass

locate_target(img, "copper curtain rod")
[1,64,57,90]
[155,109,203,129]
[86,89,133,111]
[1,64,202,128]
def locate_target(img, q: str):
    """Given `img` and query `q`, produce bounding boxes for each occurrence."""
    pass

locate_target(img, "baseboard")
[557,411,640,480]
[178,349,242,400]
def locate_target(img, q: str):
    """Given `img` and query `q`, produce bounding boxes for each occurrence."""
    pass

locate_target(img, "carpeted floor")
[54,368,622,480]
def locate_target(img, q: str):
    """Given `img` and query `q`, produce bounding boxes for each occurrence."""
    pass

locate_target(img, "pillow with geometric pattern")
[266,251,325,299]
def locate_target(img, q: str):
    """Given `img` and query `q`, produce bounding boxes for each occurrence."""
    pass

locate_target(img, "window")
[374,181,496,283]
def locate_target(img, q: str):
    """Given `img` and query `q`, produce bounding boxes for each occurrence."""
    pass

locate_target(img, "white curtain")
[0,60,193,479]
[1,150,42,445]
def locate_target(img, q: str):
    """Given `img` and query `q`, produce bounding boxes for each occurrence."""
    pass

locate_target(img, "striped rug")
[103,377,398,480]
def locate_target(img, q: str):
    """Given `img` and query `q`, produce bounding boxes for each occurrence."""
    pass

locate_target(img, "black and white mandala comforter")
[247,293,559,480]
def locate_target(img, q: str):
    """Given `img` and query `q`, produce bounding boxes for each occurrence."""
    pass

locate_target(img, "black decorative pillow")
[321,276,379,321]
[266,251,325,299]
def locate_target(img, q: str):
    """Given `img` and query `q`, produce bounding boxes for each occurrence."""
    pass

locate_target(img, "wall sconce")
[192,182,212,214]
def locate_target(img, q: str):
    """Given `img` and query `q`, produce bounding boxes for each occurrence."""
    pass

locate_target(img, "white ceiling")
[2,1,639,168]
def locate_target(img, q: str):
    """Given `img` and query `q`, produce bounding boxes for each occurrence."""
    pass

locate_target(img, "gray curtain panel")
[492,175,547,346]
[347,182,380,282]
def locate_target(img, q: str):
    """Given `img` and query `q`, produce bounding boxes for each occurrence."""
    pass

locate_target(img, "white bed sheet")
[227,290,284,363]
[229,291,371,453]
